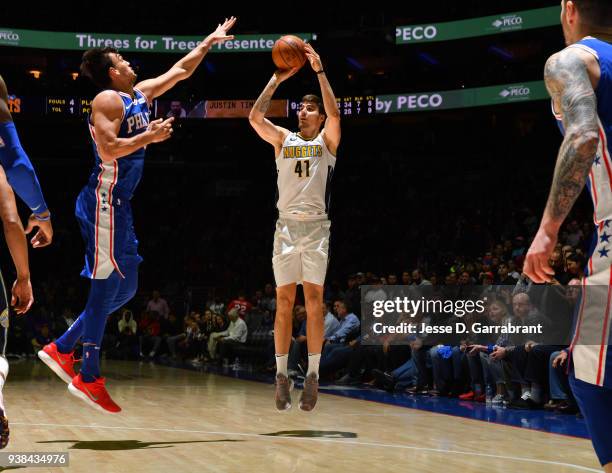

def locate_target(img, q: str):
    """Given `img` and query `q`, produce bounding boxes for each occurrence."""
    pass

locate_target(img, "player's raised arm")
[0,167,32,314]
[136,17,236,101]
[91,91,173,162]
[0,75,51,229]
[524,48,600,283]
[248,69,297,152]
[304,43,341,155]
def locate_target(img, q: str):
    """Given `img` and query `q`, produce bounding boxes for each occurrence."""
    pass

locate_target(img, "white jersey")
[276,131,336,221]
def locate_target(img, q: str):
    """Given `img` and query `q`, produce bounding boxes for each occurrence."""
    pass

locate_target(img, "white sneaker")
[520,391,532,401]
[491,394,505,405]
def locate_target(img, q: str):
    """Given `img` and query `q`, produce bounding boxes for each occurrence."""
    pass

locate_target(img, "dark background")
[0,1,592,311]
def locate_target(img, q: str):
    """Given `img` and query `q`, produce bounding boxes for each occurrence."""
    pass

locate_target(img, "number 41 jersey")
[276,131,336,221]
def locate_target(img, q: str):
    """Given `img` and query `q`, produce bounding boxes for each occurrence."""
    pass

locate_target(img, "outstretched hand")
[304,43,323,73]
[205,17,237,46]
[147,117,174,143]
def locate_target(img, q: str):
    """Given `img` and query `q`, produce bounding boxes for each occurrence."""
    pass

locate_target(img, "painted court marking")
[12,421,601,472]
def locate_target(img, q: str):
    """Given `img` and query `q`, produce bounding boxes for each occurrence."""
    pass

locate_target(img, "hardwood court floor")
[0,359,601,473]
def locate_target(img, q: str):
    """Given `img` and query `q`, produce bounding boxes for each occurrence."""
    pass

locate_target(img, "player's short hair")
[301,94,325,116]
[568,0,612,27]
[80,47,118,89]
[566,252,586,267]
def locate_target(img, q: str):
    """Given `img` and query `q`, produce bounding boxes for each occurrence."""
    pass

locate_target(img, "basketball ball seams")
[272,35,306,70]
[279,39,304,68]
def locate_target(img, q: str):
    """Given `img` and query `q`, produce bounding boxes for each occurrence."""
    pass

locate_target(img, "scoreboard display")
[338,95,375,116]
[289,96,375,117]
[46,96,79,115]
[45,97,92,116]
[23,95,376,118]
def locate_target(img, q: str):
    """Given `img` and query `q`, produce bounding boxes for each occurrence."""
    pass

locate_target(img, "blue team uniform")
[55,87,150,380]
[553,37,612,466]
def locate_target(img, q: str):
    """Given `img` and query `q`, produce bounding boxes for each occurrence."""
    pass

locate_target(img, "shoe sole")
[67,382,119,414]
[38,350,73,384]
[275,378,294,412]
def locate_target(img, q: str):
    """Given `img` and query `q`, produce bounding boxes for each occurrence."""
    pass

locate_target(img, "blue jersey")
[553,37,612,225]
[87,87,150,199]
[553,38,612,388]
[78,87,148,280]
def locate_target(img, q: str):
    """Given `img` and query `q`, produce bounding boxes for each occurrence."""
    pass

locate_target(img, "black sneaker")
[507,398,540,410]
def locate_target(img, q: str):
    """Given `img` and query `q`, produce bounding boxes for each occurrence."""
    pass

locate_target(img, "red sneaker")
[458,391,475,400]
[474,393,486,403]
[38,343,78,384]
[68,374,121,414]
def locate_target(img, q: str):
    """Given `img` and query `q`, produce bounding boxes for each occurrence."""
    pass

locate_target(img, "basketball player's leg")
[67,271,123,413]
[570,374,612,470]
[272,218,301,410]
[39,312,84,383]
[298,220,330,411]
[39,265,137,384]
[299,281,324,412]
[39,191,95,379]
[273,283,296,411]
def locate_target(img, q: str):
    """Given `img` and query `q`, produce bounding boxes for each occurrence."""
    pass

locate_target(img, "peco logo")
[492,15,523,29]
[499,86,530,98]
[0,31,19,42]
[396,25,438,42]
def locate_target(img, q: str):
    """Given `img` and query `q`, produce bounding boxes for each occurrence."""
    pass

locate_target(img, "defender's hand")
[25,214,53,248]
[12,277,33,315]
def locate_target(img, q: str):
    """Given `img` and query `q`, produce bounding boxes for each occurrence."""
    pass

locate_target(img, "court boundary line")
[11,421,601,472]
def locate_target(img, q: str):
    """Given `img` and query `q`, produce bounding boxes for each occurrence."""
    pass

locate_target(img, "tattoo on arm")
[544,51,599,223]
[254,79,278,115]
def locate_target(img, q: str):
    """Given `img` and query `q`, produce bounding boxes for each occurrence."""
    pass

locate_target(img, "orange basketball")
[272,35,307,70]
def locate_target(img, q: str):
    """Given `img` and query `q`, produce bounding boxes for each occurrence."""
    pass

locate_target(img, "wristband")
[34,212,51,222]
[316,70,325,74]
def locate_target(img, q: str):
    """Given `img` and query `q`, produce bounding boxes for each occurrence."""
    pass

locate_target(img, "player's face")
[110,53,137,85]
[297,102,324,132]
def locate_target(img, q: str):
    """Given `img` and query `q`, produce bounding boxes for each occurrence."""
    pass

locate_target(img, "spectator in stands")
[468,298,513,404]
[32,324,53,354]
[498,263,518,285]
[139,311,162,359]
[227,292,252,319]
[146,290,169,319]
[113,308,138,360]
[344,274,361,319]
[565,252,585,280]
[319,301,360,372]
[215,308,248,363]
[260,283,277,316]
[411,269,431,286]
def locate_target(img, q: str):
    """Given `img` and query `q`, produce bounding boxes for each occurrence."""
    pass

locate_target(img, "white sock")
[275,354,288,376]
[307,353,321,379]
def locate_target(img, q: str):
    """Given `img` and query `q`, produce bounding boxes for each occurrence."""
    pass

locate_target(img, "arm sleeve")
[0,122,48,213]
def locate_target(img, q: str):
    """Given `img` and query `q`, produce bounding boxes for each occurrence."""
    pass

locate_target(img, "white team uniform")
[273,131,336,286]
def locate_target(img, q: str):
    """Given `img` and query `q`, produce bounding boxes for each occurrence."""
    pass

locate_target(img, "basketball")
[272,35,307,70]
